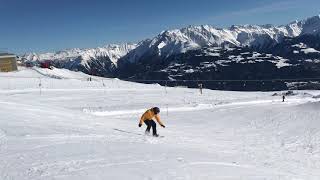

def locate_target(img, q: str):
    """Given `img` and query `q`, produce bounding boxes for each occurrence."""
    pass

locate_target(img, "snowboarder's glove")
[161,125,165,128]
[138,124,142,127]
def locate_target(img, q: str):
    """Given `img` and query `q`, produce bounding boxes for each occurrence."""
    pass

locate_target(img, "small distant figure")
[138,107,165,137]
[282,95,285,102]
[198,83,203,94]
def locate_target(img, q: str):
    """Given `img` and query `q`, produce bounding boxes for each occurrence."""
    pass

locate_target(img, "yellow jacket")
[139,109,164,126]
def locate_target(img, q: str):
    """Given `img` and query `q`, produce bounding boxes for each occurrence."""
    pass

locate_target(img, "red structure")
[40,60,52,69]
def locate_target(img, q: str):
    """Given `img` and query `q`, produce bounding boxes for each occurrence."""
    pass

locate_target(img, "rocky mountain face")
[22,15,320,90]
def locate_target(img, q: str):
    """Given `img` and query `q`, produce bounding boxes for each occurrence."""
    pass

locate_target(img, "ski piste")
[1,67,320,179]
[113,128,164,138]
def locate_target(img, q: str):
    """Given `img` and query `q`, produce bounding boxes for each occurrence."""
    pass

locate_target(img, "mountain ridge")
[20,14,320,90]
[22,15,320,65]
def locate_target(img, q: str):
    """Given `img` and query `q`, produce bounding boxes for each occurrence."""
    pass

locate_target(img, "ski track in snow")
[28,158,166,178]
[0,129,7,153]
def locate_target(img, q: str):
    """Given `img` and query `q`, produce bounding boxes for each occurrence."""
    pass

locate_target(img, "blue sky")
[0,0,319,54]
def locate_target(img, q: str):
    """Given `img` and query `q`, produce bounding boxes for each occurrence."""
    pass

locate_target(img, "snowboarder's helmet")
[153,107,160,114]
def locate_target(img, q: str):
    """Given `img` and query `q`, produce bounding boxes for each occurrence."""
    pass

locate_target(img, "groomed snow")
[1,68,320,180]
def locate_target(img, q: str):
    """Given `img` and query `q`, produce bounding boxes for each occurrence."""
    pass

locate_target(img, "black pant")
[144,120,157,135]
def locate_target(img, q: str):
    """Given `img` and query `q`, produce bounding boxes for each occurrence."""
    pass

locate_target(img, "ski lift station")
[0,53,18,72]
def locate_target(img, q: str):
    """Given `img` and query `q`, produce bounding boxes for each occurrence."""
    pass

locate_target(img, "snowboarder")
[138,107,165,137]
[282,95,285,102]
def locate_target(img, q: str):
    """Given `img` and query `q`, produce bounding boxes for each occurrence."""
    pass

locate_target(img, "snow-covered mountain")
[120,20,306,64]
[20,14,320,90]
[120,15,320,64]
[22,15,320,66]
[22,43,137,67]
[116,15,320,91]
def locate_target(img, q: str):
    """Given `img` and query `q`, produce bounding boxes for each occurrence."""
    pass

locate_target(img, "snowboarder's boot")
[153,134,159,137]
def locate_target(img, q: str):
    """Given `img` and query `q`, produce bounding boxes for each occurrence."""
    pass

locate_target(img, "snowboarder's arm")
[155,114,164,127]
[139,112,147,125]
[139,117,144,125]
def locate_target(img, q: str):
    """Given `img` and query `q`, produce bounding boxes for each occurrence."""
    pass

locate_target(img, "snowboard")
[113,128,164,138]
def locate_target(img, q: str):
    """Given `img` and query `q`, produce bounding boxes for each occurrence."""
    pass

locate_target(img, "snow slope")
[1,68,320,179]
